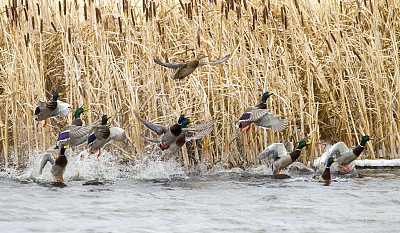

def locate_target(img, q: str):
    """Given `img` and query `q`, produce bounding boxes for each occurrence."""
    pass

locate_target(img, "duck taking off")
[88,115,126,158]
[154,53,230,80]
[134,112,194,150]
[39,145,68,182]
[329,135,373,173]
[267,140,310,174]
[236,92,287,133]
[56,107,90,147]
[34,92,72,127]
[142,119,216,161]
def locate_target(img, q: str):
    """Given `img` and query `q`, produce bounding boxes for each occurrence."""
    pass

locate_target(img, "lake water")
[0,151,399,232]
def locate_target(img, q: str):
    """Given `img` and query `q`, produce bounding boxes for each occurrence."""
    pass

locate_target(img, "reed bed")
[0,0,399,169]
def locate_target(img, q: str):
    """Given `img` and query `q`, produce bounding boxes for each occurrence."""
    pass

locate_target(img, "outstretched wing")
[328,142,350,158]
[134,111,168,135]
[184,119,216,132]
[186,126,213,141]
[255,113,287,132]
[240,108,270,122]
[154,58,187,69]
[141,135,161,144]
[109,127,126,142]
[198,54,230,67]
[258,143,287,160]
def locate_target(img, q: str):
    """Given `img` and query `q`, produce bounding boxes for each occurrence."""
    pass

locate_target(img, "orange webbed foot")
[36,121,40,127]
[43,119,47,127]
[246,125,251,132]
[97,149,101,158]
[61,176,65,182]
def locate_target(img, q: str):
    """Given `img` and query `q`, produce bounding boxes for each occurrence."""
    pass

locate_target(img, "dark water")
[0,154,399,232]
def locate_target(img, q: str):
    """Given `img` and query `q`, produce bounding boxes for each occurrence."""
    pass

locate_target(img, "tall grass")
[0,0,399,169]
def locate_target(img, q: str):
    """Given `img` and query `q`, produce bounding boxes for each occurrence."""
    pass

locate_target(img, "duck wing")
[186,126,213,141]
[154,58,187,69]
[109,127,126,142]
[198,54,230,67]
[39,153,55,174]
[183,119,216,132]
[258,143,287,160]
[54,100,73,117]
[328,142,350,158]
[141,135,161,144]
[94,125,111,141]
[45,100,58,111]
[255,113,287,132]
[134,111,168,135]
[240,108,270,122]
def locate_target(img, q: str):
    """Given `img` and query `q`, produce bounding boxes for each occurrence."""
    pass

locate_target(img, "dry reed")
[0,0,399,169]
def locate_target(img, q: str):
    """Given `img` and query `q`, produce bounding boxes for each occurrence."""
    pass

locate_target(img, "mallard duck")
[39,144,68,182]
[134,112,194,150]
[56,108,90,147]
[88,115,126,157]
[320,157,337,182]
[154,54,230,80]
[34,92,72,127]
[328,135,373,172]
[236,92,287,132]
[258,140,310,174]
[143,119,216,161]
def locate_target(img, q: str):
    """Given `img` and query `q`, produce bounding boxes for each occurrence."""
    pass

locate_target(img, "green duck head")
[59,144,67,156]
[74,107,88,119]
[326,157,337,167]
[296,140,311,150]
[261,92,273,103]
[52,92,62,101]
[101,115,112,125]
[177,114,194,128]
[360,135,373,147]
[181,118,194,128]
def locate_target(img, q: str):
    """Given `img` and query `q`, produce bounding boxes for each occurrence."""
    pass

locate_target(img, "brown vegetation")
[0,0,399,169]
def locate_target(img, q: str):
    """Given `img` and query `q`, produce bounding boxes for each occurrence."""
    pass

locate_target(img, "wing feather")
[198,54,230,67]
[154,58,187,69]
[134,111,168,135]
[255,114,287,132]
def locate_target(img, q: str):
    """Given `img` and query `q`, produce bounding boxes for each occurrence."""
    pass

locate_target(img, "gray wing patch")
[154,58,187,69]
[134,111,168,135]
[186,126,213,141]
[198,54,230,67]
[258,143,287,160]
[255,113,287,132]
[141,135,161,144]
[183,119,216,132]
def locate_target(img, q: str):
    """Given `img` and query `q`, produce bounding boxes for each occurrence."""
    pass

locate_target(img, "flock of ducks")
[33,54,374,183]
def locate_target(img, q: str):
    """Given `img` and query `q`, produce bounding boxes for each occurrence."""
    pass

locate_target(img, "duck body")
[143,119,215,161]
[34,92,72,127]
[39,145,68,182]
[134,112,193,150]
[154,54,230,80]
[273,149,301,174]
[320,157,337,182]
[236,92,287,132]
[327,136,373,173]
[57,108,90,147]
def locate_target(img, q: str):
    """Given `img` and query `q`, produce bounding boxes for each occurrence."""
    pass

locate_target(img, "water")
[1,152,400,232]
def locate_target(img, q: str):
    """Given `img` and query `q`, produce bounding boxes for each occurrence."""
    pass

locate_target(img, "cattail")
[68,27,71,43]
[95,8,101,23]
[197,30,200,47]
[340,30,343,38]
[63,0,66,15]
[5,5,9,19]
[24,33,29,47]
[330,31,337,43]
[40,18,43,33]
[59,1,62,16]
[118,17,122,34]
[294,0,300,15]
[340,1,342,14]
[243,0,247,11]
[153,1,156,17]
[236,6,241,19]
[24,8,28,21]
[300,11,304,26]
[281,7,284,28]
[221,2,224,14]
[325,39,332,53]
[143,0,146,13]
[369,0,373,14]
[25,0,28,11]
[51,21,57,32]
[145,7,149,21]
[179,0,185,11]
[131,9,135,26]
[353,49,362,61]
[364,36,370,45]
[75,0,78,10]
[37,3,40,16]
[32,16,35,30]
[363,0,367,7]
[157,21,162,36]
[84,3,87,20]
[225,3,228,19]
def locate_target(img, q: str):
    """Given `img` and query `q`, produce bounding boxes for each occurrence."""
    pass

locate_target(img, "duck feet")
[53,177,57,182]
[61,176,65,182]
[43,119,47,127]
[160,155,165,161]
[36,120,40,127]
[277,169,281,174]
[97,149,101,158]
[89,149,92,157]
[338,164,351,172]
[160,142,170,150]
[246,125,251,132]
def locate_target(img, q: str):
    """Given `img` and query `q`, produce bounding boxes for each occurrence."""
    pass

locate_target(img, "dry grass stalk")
[0,0,399,169]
